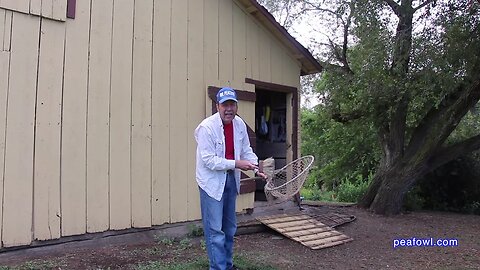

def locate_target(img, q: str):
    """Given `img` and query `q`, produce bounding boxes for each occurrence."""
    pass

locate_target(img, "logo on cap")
[216,87,238,104]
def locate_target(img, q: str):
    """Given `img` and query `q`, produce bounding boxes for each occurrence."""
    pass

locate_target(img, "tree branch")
[303,0,346,19]
[413,0,435,12]
[405,77,480,161]
[384,0,401,15]
[331,110,364,123]
[319,60,354,75]
[341,1,355,73]
[429,134,480,170]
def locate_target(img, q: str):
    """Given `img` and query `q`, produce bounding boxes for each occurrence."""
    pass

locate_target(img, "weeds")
[186,224,203,237]
[178,238,192,250]
[135,255,277,270]
[0,259,64,270]
[154,234,175,246]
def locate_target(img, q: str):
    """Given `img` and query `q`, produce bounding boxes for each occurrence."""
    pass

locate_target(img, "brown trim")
[67,0,76,19]
[246,125,256,150]
[245,78,297,93]
[292,91,299,160]
[240,178,256,194]
[245,78,299,160]
[207,86,256,102]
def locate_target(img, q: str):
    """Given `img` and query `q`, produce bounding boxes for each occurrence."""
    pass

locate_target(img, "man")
[195,87,265,270]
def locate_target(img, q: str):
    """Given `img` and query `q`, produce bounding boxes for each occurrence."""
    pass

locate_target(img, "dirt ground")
[0,204,479,270]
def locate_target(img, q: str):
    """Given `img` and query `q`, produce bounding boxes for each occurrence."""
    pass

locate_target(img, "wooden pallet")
[257,213,353,250]
[310,212,356,228]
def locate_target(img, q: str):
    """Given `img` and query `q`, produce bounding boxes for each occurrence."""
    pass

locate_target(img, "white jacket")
[194,112,258,201]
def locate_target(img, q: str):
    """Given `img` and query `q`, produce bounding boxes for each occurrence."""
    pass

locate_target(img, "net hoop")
[264,155,314,200]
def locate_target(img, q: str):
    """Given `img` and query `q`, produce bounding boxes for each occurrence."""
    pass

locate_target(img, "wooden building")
[0,0,321,248]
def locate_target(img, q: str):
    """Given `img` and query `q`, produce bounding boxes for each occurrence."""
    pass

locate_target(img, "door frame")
[245,78,299,161]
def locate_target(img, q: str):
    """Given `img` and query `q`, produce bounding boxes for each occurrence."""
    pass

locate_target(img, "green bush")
[300,187,336,202]
[336,174,371,203]
[463,201,480,215]
[403,186,426,211]
[413,153,480,214]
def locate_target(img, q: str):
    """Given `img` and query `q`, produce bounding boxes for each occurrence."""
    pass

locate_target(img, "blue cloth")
[216,87,238,104]
[199,171,237,270]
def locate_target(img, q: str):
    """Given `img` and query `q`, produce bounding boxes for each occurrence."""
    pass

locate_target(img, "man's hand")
[256,172,268,180]
[235,160,258,171]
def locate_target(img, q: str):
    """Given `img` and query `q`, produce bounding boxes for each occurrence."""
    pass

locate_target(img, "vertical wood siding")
[232,4,246,83]
[218,0,233,82]
[86,0,112,233]
[151,0,171,225]
[131,0,153,228]
[2,10,12,51]
[33,18,65,241]
[110,0,134,230]
[203,0,219,112]
[0,0,67,21]
[0,0,302,247]
[258,28,271,82]
[0,50,9,248]
[187,0,204,220]
[29,0,41,16]
[61,0,89,237]
[169,0,189,223]
[0,13,10,247]
[2,13,40,247]
[0,0,29,15]
[246,18,259,80]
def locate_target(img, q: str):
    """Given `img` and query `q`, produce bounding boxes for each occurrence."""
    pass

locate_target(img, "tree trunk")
[358,171,384,208]
[366,164,424,215]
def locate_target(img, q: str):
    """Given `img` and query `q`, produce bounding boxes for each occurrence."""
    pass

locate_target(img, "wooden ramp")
[257,213,353,250]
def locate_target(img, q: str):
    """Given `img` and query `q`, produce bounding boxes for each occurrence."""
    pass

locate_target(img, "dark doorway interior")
[254,90,287,200]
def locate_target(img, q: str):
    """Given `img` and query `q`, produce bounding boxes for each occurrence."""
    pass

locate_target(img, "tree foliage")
[260,0,480,214]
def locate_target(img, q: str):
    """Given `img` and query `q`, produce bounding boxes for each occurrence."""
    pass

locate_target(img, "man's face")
[216,100,238,124]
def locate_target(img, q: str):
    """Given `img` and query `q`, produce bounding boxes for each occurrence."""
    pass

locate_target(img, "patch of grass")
[135,255,277,270]
[177,238,192,251]
[144,246,167,256]
[154,234,175,246]
[135,257,209,270]
[0,259,65,270]
[186,224,203,237]
[301,187,337,202]
[233,255,277,270]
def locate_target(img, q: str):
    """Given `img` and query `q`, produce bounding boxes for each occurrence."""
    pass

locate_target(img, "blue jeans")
[199,171,237,270]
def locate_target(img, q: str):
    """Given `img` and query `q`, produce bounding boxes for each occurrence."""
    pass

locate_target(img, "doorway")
[254,90,288,200]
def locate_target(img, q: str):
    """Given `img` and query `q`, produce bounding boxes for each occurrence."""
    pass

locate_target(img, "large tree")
[259,0,480,215]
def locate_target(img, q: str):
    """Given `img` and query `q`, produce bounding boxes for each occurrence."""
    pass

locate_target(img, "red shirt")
[224,122,234,160]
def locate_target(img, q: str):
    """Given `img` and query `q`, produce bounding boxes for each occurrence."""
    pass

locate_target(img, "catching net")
[264,155,314,201]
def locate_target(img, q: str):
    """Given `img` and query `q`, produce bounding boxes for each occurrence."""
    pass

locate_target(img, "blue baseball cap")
[216,87,238,104]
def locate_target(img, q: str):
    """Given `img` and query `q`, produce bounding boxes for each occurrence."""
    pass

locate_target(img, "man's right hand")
[235,160,258,171]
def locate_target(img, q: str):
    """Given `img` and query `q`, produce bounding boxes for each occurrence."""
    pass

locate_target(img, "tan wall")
[0,0,68,21]
[0,0,302,248]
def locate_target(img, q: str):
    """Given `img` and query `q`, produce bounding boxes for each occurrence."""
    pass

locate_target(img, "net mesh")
[264,155,314,200]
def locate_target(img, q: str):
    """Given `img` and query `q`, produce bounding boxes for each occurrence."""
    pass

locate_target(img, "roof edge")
[245,0,323,75]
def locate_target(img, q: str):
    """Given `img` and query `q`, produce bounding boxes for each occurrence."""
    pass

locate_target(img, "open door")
[244,79,299,201]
